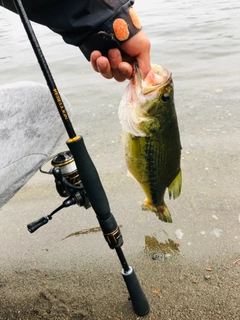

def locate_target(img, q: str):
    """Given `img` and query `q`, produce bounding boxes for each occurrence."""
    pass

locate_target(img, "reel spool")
[51,151,81,197]
[39,150,91,209]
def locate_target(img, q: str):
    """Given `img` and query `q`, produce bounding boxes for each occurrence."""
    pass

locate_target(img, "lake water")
[1,1,239,88]
[0,1,239,128]
[0,1,240,258]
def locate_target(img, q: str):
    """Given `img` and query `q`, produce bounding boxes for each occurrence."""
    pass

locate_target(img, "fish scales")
[119,64,182,223]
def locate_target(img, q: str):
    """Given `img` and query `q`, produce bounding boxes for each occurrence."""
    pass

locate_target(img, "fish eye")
[161,93,170,103]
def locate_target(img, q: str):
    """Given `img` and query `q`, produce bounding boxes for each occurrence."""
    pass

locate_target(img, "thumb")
[135,50,151,79]
[120,30,151,79]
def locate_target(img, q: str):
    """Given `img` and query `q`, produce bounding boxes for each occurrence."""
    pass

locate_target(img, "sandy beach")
[0,135,239,319]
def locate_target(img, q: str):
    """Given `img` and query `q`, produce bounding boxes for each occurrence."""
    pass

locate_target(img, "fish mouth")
[118,64,173,138]
[135,64,172,94]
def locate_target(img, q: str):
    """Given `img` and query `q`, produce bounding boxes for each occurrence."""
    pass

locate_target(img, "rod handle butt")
[122,266,150,316]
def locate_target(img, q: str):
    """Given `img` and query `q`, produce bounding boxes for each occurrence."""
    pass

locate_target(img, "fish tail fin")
[155,203,172,223]
[168,170,182,200]
[142,200,172,223]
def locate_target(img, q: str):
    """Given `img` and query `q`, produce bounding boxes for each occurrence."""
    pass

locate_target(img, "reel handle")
[27,216,51,233]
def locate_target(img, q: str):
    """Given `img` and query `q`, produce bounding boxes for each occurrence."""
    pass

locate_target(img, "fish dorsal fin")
[168,170,182,199]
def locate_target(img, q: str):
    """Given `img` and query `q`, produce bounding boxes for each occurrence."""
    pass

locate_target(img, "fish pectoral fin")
[139,119,160,135]
[168,170,182,200]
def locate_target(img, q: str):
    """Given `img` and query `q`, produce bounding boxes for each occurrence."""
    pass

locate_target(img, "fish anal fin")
[168,170,182,200]
[142,200,172,223]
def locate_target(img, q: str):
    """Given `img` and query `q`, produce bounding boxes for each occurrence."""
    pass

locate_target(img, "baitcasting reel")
[27,151,91,233]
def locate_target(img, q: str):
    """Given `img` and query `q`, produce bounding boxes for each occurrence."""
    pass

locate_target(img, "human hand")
[90,30,151,82]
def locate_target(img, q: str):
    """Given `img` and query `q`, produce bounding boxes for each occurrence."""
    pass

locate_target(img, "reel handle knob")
[27,216,51,233]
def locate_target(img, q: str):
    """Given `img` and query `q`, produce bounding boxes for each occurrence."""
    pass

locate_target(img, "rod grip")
[66,136,110,219]
[122,267,150,316]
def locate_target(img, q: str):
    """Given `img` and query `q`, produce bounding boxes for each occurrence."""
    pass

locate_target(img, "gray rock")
[0,81,71,208]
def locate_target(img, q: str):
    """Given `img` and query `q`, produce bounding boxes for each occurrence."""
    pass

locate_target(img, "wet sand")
[0,253,239,320]
[0,129,240,319]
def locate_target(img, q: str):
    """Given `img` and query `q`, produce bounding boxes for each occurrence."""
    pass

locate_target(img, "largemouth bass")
[118,65,182,223]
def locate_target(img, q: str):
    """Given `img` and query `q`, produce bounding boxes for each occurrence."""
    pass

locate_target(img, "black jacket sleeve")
[0,0,142,59]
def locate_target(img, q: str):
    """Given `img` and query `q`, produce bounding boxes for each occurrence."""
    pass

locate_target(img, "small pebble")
[151,253,164,261]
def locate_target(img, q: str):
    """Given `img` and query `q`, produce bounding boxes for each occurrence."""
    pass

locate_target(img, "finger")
[107,49,125,82]
[108,48,123,69]
[108,49,133,80]
[118,62,133,80]
[111,70,127,82]
[90,51,102,73]
[96,56,113,79]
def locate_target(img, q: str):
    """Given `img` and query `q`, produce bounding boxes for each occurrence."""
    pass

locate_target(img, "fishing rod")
[12,0,150,316]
